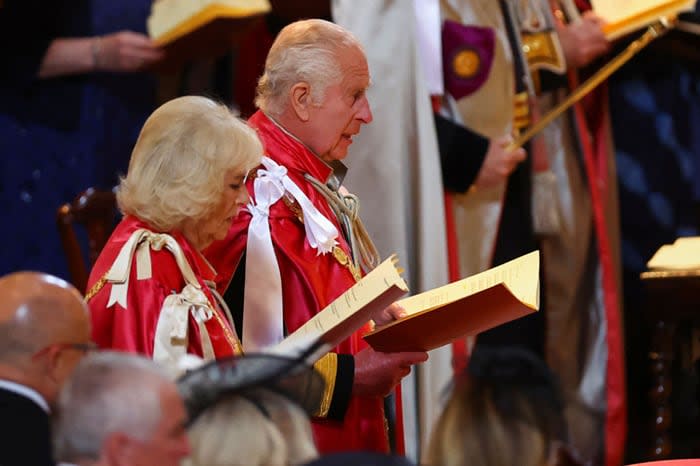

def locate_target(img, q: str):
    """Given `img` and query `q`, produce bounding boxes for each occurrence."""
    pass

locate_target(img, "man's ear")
[290,82,312,121]
[45,345,63,384]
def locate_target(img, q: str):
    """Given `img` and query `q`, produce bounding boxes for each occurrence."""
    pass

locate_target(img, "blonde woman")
[86,95,262,370]
[186,389,318,466]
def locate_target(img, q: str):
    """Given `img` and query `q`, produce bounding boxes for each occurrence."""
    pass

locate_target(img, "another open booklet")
[148,0,271,45]
[646,236,700,270]
[265,255,409,364]
[363,251,540,353]
[146,0,270,67]
[591,0,696,39]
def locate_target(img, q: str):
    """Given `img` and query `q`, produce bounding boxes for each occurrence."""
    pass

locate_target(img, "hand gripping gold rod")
[507,17,675,150]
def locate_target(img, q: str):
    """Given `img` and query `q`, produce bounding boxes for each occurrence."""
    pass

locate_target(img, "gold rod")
[508,18,674,150]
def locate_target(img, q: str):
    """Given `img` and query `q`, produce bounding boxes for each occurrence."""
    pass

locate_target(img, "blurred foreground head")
[179,354,323,466]
[0,271,91,407]
[54,351,190,466]
[426,346,576,466]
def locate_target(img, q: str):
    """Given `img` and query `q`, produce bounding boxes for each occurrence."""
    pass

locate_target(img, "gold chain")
[281,195,361,281]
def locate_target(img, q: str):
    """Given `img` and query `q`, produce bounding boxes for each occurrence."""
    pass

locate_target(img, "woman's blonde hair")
[425,383,549,466]
[185,393,288,466]
[256,390,318,465]
[185,389,317,466]
[425,347,567,466]
[117,95,262,232]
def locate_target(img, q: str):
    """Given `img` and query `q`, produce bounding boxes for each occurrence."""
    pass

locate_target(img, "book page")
[591,0,696,38]
[148,0,271,43]
[265,255,409,361]
[398,251,540,316]
[647,238,700,269]
[363,251,540,352]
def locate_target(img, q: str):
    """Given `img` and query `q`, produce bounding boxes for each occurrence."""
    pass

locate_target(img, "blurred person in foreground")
[204,19,428,452]
[180,355,321,466]
[0,0,163,278]
[0,271,92,466]
[86,95,263,371]
[53,351,190,466]
[426,346,581,466]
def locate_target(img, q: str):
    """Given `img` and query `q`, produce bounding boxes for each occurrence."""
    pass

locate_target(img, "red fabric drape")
[569,75,627,466]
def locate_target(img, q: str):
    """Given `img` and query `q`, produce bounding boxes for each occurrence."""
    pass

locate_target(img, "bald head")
[0,272,89,362]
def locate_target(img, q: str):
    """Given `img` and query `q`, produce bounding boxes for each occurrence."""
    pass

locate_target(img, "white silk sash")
[104,229,217,369]
[153,283,216,368]
[242,156,339,351]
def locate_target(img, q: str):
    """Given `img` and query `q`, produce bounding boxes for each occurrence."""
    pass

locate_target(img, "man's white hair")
[53,352,173,463]
[255,19,363,116]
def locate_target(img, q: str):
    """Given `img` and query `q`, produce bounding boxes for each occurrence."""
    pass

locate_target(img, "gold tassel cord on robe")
[304,174,381,274]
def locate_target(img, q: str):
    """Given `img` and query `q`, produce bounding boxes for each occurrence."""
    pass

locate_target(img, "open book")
[148,0,271,45]
[363,251,540,353]
[147,0,269,67]
[265,255,409,364]
[591,0,696,39]
[646,237,700,270]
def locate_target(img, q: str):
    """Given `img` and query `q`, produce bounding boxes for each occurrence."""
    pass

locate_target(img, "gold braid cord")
[303,175,380,273]
[83,245,243,356]
[282,195,362,281]
[85,275,107,302]
[313,353,338,418]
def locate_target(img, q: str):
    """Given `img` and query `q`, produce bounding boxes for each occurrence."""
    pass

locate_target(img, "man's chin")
[321,150,350,164]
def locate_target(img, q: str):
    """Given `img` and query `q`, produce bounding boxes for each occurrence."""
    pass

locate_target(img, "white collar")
[0,379,50,413]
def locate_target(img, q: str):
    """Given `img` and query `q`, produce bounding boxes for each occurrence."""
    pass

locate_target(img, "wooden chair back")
[56,187,118,293]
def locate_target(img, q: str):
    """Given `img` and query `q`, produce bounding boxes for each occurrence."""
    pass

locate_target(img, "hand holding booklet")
[265,251,540,363]
[264,255,409,363]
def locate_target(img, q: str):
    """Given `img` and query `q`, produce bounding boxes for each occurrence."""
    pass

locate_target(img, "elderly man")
[53,351,190,466]
[205,19,428,453]
[0,271,92,466]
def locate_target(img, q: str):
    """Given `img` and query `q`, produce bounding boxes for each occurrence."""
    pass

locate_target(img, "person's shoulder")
[0,387,49,432]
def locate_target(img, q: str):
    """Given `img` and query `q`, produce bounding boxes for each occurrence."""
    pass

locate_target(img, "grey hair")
[255,19,363,116]
[53,352,173,463]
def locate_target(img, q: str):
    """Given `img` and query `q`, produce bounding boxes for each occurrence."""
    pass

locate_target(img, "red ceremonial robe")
[205,110,389,453]
[86,216,240,359]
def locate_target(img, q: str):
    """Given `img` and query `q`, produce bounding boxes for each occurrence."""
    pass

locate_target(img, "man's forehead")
[340,61,370,88]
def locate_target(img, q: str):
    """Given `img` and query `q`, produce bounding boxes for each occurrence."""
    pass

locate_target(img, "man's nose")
[357,96,373,124]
